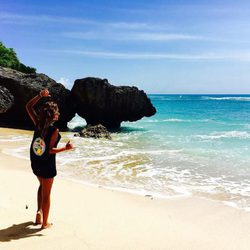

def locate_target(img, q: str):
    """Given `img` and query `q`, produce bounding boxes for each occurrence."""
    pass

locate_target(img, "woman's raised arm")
[26,89,50,126]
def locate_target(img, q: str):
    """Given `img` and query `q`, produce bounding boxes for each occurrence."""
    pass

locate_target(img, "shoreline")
[1,127,250,249]
[1,127,250,213]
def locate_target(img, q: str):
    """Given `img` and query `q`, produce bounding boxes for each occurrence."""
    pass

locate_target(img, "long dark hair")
[37,101,59,139]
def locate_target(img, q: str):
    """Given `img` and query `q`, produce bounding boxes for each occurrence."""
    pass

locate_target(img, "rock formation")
[0,67,156,130]
[0,66,75,130]
[0,86,14,113]
[71,77,156,128]
[74,124,111,139]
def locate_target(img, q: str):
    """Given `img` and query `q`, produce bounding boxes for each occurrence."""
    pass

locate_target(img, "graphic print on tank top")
[32,137,46,156]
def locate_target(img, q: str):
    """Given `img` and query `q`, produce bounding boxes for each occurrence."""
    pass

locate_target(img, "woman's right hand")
[39,89,50,97]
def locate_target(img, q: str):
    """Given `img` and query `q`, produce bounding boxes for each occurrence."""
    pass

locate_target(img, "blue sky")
[1,0,250,93]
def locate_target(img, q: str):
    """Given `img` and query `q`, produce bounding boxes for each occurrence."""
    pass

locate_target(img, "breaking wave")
[202,96,250,101]
[195,131,250,140]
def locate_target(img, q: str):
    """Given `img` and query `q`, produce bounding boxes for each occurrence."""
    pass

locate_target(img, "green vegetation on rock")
[0,41,36,73]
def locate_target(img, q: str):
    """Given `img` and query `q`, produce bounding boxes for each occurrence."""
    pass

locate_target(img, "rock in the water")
[71,77,156,128]
[0,66,75,130]
[75,124,111,139]
[0,86,14,113]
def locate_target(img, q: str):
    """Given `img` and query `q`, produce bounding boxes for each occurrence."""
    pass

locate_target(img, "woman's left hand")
[65,141,74,150]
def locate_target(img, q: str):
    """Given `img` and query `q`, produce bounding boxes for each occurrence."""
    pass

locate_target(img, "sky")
[1,0,250,94]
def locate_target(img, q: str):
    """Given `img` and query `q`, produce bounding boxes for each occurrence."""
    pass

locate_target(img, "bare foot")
[41,223,53,229]
[35,211,42,225]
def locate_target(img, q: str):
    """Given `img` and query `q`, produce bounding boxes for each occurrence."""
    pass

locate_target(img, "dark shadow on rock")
[0,221,43,242]
[110,126,146,133]
[72,125,146,134]
[69,125,86,132]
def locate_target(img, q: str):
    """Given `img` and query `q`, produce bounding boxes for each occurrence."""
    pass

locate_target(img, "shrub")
[0,41,36,73]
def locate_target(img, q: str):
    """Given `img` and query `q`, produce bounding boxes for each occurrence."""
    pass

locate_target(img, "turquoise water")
[65,94,250,211]
[2,94,250,211]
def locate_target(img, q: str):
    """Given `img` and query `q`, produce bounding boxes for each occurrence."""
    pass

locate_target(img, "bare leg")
[41,177,54,229]
[35,177,43,224]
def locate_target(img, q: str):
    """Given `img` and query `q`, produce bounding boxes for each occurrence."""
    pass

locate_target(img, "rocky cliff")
[0,66,156,130]
[0,66,75,129]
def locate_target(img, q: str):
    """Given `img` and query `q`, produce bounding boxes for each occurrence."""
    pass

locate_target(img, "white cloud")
[62,31,206,42]
[0,12,94,25]
[57,77,72,89]
[49,49,250,61]
[0,12,236,43]
[129,33,205,41]
[0,12,158,30]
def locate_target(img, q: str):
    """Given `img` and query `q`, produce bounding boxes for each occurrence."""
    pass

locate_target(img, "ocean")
[2,94,250,211]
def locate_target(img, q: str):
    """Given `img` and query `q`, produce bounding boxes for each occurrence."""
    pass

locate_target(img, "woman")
[26,89,73,229]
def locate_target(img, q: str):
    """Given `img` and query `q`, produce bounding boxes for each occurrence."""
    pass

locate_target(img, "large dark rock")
[0,86,14,113]
[71,77,156,128]
[0,66,75,130]
[74,124,111,139]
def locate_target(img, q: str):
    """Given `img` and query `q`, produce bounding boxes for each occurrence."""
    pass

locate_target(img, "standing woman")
[26,89,73,229]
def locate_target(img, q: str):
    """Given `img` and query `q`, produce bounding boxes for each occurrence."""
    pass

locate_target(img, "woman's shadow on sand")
[0,221,43,242]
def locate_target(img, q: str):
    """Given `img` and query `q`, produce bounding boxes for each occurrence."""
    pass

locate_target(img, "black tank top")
[30,125,61,170]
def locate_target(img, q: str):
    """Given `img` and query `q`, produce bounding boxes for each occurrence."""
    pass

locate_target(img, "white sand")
[0,128,250,250]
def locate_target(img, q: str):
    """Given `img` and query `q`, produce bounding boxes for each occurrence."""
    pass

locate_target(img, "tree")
[0,41,36,73]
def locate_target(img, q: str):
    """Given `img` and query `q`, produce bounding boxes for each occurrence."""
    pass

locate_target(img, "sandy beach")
[0,128,250,250]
